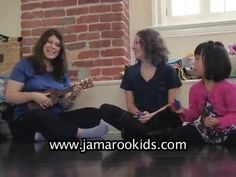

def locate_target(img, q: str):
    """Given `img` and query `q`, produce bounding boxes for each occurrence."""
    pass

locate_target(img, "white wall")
[129,0,153,63]
[165,33,236,58]
[0,0,21,37]
[71,80,127,110]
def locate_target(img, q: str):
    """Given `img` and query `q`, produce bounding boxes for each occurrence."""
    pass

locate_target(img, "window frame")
[152,0,236,37]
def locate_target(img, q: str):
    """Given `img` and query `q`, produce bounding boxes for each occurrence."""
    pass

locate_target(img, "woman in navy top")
[5,29,108,141]
[100,28,182,139]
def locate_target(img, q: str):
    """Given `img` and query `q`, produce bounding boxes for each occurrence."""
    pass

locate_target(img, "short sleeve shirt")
[120,62,182,112]
[10,58,71,117]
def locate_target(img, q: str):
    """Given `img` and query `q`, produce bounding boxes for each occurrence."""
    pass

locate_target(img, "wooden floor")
[1,135,236,177]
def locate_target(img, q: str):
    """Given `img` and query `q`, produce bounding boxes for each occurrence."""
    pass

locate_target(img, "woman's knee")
[83,107,102,124]
[99,104,117,119]
[100,104,114,113]
[100,103,130,127]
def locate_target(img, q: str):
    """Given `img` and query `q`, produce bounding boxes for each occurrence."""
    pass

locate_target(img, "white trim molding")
[152,20,236,38]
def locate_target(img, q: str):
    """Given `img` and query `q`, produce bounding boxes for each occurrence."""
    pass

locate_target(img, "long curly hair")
[28,28,67,82]
[136,28,169,66]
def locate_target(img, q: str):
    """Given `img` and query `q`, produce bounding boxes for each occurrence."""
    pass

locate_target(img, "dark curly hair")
[136,28,169,66]
[28,28,67,82]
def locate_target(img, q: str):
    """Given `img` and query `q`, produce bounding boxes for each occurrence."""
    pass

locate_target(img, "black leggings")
[167,124,236,145]
[9,108,101,141]
[100,104,182,139]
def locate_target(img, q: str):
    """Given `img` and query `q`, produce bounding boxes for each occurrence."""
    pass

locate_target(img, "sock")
[34,142,45,153]
[77,122,109,139]
[34,132,46,141]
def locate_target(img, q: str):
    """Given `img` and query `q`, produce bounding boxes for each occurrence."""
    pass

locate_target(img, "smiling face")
[43,35,61,60]
[132,35,145,60]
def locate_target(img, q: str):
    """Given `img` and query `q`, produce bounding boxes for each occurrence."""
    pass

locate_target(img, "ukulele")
[27,78,93,110]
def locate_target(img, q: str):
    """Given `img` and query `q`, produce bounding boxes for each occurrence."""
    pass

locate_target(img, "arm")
[166,64,182,104]
[6,80,35,104]
[60,84,82,110]
[120,66,139,115]
[218,113,236,129]
[180,85,202,122]
[217,84,236,129]
[125,90,139,115]
[60,94,74,110]
[136,86,179,123]
[6,59,54,109]
[168,87,180,104]
[6,80,53,109]
[58,74,80,110]
[142,88,179,120]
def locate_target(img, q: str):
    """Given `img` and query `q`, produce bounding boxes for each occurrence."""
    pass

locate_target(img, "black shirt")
[120,62,182,112]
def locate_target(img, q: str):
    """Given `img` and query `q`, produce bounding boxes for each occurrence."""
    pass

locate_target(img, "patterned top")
[180,79,236,143]
[193,98,236,144]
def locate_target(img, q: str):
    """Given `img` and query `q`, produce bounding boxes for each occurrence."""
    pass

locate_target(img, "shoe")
[34,132,46,142]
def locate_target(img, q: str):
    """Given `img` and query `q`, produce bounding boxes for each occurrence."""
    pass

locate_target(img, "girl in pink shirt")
[171,41,236,144]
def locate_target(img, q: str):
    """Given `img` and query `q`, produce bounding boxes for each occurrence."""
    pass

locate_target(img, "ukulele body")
[27,78,93,110]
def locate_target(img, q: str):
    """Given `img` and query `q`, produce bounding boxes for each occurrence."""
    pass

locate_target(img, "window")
[151,0,236,37]
[153,0,236,26]
[170,0,199,16]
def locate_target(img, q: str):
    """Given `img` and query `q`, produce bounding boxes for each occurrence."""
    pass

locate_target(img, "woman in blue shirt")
[5,28,108,141]
[100,28,182,139]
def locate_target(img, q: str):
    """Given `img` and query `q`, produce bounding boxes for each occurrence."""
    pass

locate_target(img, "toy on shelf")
[228,43,236,55]
[168,53,196,80]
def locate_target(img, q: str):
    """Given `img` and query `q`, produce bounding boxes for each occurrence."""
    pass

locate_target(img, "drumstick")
[151,103,171,117]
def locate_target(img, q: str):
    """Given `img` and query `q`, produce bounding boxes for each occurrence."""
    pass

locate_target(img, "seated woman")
[5,28,108,141]
[100,28,182,140]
